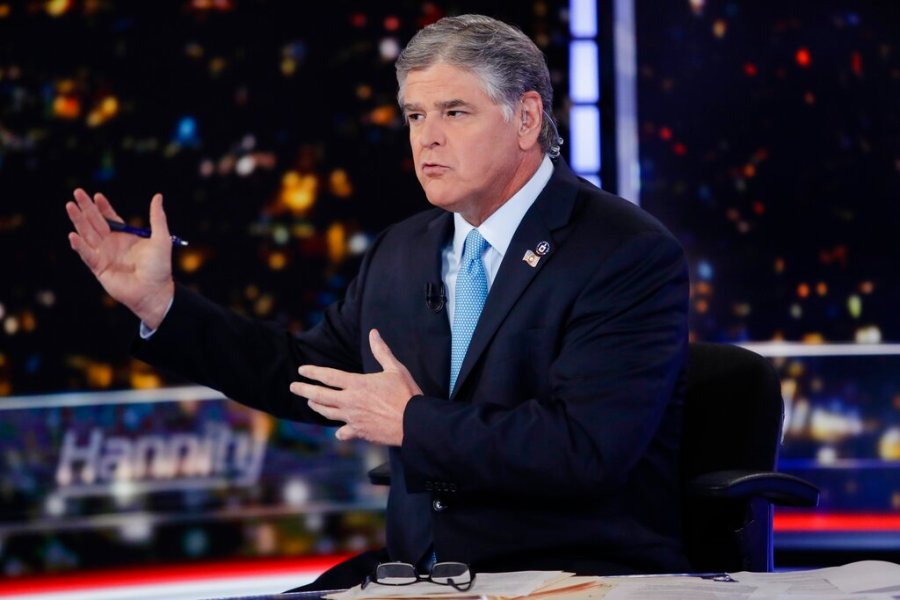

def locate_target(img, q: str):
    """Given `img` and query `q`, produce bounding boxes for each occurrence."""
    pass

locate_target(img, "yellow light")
[254,294,274,316]
[87,362,113,388]
[280,57,296,76]
[371,104,398,126]
[86,96,119,127]
[209,56,227,76]
[327,223,347,264]
[279,171,317,215]
[20,310,36,332]
[178,250,205,273]
[130,370,162,389]
[101,95,119,116]
[786,360,805,378]
[329,168,353,198]
[4,316,19,335]
[46,0,71,17]
[847,294,862,318]
[774,257,785,273]
[268,252,287,270]
[53,95,81,119]
[0,4,11,18]
[712,19,727,39]
[878,428,900,461]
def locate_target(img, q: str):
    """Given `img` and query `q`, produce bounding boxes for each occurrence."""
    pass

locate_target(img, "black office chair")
[367,342,820,573]
[681,342,818,572]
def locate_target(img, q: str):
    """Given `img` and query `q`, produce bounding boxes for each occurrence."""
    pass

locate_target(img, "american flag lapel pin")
[522,241,551,268]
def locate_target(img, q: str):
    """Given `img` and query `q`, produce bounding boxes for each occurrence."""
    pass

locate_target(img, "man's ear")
[517,91,544,151]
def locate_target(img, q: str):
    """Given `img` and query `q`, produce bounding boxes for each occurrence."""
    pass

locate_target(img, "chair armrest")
[368,461,392,486]
[688,469,819,507]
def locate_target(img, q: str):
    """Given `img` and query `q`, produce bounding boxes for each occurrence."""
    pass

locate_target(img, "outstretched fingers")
[73,188,112,243]
[67,229,100,271]
[93,192,124,223]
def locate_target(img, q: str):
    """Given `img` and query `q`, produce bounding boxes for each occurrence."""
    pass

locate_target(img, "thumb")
[148,193,171,241]
[370,329,402,372]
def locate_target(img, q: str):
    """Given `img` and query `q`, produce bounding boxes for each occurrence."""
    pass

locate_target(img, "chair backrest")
[680,342,785,572]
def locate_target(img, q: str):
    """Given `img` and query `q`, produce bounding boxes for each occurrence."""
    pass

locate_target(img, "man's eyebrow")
[401,99,475,112]
[436,99,474,110]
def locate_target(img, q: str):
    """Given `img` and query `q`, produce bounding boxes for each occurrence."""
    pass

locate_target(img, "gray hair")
[396,14,561,157]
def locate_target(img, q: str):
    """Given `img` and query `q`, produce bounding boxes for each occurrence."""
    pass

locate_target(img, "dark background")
[0,0,898,577]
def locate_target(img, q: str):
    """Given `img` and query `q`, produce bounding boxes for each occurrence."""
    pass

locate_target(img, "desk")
[210,561,900,600]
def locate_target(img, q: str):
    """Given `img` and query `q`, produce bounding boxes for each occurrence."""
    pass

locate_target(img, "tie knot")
[462,229,488,263]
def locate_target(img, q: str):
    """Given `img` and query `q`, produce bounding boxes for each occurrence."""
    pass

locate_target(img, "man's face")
[402,63,528,224]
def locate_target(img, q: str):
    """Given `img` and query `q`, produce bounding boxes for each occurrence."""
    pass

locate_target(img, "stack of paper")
[324,571,611,600]
[321,561,900,600]
[601,560,900,599]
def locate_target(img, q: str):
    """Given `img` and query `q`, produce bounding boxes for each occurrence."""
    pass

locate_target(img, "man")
[66,14,690,587]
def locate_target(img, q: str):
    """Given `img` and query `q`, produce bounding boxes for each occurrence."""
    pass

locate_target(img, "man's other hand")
[291,329,423,446]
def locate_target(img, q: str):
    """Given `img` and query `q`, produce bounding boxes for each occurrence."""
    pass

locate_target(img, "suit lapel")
[450,159,581,399]
[410,211,454,396]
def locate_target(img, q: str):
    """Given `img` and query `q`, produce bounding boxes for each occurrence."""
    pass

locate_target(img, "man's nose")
[418,117,445,148]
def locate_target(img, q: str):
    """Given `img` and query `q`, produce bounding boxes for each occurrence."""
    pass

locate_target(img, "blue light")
[697,260,714,281]
[570,0,598,37]
[569,40,599,103]
[568,0,602,186]
[176,116,198,144]
[570,106,601,173]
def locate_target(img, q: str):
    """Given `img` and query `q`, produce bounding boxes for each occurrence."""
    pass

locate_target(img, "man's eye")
[407,113,423,122]
[446,110,466,117]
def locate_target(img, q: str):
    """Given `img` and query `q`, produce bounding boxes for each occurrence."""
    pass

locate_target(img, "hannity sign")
[55,423,266,491]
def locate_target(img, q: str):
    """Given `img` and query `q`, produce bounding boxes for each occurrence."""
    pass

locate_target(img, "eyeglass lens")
[430,562,472,585]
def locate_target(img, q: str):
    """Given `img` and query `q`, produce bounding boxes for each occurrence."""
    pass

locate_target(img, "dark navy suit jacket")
[134,158,691,575]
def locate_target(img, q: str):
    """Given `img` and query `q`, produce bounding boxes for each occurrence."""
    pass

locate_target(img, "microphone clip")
[425,283,446,313]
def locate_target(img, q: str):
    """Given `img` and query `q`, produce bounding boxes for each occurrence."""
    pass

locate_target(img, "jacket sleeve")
[400,230,689,500]
[131,233,386,424]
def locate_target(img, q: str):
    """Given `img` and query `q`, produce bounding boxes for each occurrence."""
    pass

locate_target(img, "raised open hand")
[66,189,175,329]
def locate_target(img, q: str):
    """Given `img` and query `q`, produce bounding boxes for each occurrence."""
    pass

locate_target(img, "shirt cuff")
[138,296,175,339]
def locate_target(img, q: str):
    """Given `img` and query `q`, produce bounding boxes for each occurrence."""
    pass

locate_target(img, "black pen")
[105,219,189,247]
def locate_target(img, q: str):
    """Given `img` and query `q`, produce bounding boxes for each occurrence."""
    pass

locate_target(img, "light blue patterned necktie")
[449,228,489,394]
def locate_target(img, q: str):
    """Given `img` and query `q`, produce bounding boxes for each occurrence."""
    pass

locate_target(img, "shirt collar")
[452,155,554,259]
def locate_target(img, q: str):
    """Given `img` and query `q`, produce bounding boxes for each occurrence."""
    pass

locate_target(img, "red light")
[351,13,366,27]
[775,513,900,532]
[743,62,758,77]
[851,50,863,76]
[795,47,812,68]
[384,15,400,31]
[673,142,687,156]
[659,126,672,141]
